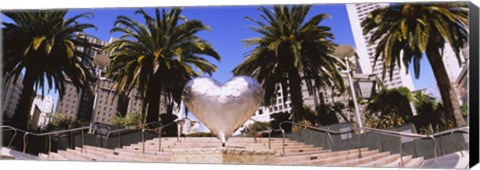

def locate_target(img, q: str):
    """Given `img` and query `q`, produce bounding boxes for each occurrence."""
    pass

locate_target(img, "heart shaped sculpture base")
[183,76,263,145]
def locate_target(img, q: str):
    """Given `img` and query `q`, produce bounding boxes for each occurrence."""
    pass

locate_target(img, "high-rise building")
[346,3,415,90]
[92,78,145,124]
[55,78,82,120]
[56,36,108,122]
[57,36,176,125]
[29,95,54,128]
[2,74,24,119]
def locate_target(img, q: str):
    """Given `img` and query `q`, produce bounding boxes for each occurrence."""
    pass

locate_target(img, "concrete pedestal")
[171,147,275,164]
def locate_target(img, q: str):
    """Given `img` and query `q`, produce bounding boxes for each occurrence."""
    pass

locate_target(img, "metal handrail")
[102,121,162,148]
[1,125,18,148]
[248,118,267,143]
[278,121,354,156]
[144,118,189,153]
[276,120,469,168]
[1,125,89,158]
[361,126,469,168]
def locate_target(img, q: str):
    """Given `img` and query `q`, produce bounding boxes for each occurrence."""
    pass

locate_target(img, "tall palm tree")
[2,10,99,129]
[233,6,345,123]
[104,8,220,124]
[361,3,468,127]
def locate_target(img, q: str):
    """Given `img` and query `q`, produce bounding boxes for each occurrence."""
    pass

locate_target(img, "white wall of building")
[30,95,54,128]
[347,3,415,91]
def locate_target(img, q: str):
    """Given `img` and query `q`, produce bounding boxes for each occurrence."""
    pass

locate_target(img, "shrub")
[110,112,143,128]
[48,113,84,130]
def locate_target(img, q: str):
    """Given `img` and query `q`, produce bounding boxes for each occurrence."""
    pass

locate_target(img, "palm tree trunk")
[12,71,35,130]
[146,74,161,123]
[288,70,304,124]
[426,47,466,127]
[140,97,148,125]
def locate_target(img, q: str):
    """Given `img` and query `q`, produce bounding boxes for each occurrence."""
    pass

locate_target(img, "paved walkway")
[423,150,469,169]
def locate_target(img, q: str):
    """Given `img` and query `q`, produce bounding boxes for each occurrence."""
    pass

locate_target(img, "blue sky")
[2,4,438,117]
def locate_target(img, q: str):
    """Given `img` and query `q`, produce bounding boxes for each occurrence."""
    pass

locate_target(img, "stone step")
[356,153,401,167]
[275,149,330,157]
[383,155,413,167]
[275,150,331,157]
[57,150,90,161]
[301,150,381,166]
[135,141,311,149]
[126,143,312,151]
[143,139,299,144]
[278,149,373,165]
[148,137,296,144]
[123,143,321,153]
[73,147,134,161]
[47,152,67,161]
[404,157,424,168]
[38,153,49,160]
[82,145,170,162]
[275,148,369,162]
[1,147,39,160]
[116,147,172,156]
[326,151,391,166]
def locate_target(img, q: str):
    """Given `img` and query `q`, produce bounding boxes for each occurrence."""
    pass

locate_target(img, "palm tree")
[2,10,99,129]
[364,87,414,122]
[411,91,452,133]
[104,8,220,124]
[233,6,345,123]
[361,3,468,127]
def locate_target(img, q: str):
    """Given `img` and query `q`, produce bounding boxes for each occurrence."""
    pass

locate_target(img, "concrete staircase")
[36,137,423,168]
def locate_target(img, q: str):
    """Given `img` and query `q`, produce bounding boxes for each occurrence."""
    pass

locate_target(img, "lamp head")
[93,54,110,68]
[334,45,357,59]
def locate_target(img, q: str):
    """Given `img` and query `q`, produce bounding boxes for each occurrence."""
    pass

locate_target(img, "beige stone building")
[2,73,24,119]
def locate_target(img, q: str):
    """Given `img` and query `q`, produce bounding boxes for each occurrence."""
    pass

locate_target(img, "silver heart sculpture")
[183,76,263,145]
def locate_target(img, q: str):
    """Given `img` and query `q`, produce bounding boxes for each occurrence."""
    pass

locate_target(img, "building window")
[258,109,263,115]
[279,105,283,110]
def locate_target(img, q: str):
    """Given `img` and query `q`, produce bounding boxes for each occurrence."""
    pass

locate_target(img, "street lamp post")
[342,57,363,134]
[89,54,110,133]
[334,45,364,134]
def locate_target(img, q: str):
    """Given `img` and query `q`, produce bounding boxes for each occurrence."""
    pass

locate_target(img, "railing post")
[399,140,404,167]
[431,136,438,168]
[357,133,362,158]
[413,139,417,158]
[347,132,351,154]
[81,129,84,153]
[48,134,52,159]
[177,123,181,143]
[8,129,17,148]
[70,132,74,149]
[118,133,122,148]
[439,135,444,156]
[23,132,29,153]
[379,133,384,152]
[281,129,286,157]
[327,131,334,151]
[44,136,48,153]
[268,128,272,149]
[103,132,111,148]
[158,128,163,152]
[142,128,145,154]
[450,131,464,157]
[325,127,331,150]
